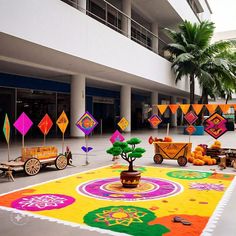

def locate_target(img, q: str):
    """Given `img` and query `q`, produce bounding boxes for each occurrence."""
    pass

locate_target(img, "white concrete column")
[151,22,159,53]
[122,0,131,38]
[70,74,86,137]
[171,96,177,127]
[121,85,131,132]
[151,91,158,115]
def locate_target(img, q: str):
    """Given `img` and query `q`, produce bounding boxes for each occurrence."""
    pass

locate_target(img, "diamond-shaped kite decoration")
[148,114,162,128]
[110,130,125,144]
[76,111,98,136]
[204,113,227,139]
[14,112,33,136]
[56,111,69,134]
[118,117,129,131]
[38,114,53,135]
[185,125,196,135]
[184,111,198,125]
[3,114,10,143]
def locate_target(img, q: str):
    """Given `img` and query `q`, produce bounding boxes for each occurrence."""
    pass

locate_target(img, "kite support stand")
[85,135,89,165]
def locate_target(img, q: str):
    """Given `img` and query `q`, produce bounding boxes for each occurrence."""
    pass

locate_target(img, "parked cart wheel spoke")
[55,155,67,170]
[24,158,41,176]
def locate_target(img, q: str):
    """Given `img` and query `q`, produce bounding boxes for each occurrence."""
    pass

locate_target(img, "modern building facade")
[0,0,212,139]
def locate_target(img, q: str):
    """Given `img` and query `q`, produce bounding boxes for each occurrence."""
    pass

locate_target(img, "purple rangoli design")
[189,183,225,191]
[77,177,182,201]
[12,194,75,211]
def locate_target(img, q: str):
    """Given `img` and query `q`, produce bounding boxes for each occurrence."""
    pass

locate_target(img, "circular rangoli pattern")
[83,205,169,236]
[167,170,212,180]
[11,194,75,211]
[77,177,182,201]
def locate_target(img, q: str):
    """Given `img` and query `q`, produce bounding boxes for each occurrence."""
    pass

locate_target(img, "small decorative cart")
[152,142,192,166]
[0,146,72,179]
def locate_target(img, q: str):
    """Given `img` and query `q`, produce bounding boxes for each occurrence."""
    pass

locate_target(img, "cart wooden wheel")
[55,155,68,170]
[177,156,187,166]
[24,158,41,176]
[153,154,163,164]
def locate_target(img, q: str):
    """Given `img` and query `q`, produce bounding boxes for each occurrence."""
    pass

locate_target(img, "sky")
[208,0,236,32]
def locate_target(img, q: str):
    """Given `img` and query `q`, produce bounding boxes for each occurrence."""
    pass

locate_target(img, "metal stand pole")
[62,133,65,154]
[85,135,89,165]
[22,135,24,148]
[7,142,10,162]
[166,123,170,136]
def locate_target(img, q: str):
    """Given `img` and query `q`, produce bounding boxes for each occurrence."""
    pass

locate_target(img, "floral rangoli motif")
[167,170,212,180]
[84,206,169,235]
[189,183,225,191]
[12,194,75,211]
[96,207,146,226]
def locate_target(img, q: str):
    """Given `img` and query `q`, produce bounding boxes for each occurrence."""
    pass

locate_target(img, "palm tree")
[165,20,235,104]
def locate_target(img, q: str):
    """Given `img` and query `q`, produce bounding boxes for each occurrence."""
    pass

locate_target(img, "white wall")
[0,0,200,95]
[212,30,236,42]
[168,0,200,23]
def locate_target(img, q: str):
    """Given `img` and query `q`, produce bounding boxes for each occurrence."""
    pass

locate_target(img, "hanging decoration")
[118,117,129,131]
[191,104,203,115]
[14,112,33,148]
[204,113,227,139]
[184,111,198,125]
[219,104,230,114]
[157,105,168,115]
[56,111,69,153]
[3,114,11,161]
[38,114,53,145]
[169,104,179,114]
[81,146,93,153]
[3,114,10,144]
[185,125,196,135]
[179,104,190,114]
[148,114,162,128]
[110,130,125,144]
[205,104,218,114]
[76,111,98,136]
[76,111,98,165]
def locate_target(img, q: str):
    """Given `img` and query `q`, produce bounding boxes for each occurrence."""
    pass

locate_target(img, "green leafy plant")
[165,20,235,104]
[106,138,146,172]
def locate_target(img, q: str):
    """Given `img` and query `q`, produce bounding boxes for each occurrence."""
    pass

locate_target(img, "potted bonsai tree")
[106,137,145,188]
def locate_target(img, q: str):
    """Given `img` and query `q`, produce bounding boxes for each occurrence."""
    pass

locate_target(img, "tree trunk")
[201,87,208,104]
[190,74,195,104]
[128,161,134,172]
[226,95,229,104]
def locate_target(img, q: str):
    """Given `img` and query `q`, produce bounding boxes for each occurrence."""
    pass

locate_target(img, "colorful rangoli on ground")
[0,166,235,236]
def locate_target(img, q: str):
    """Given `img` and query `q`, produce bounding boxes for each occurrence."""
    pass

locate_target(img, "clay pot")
[120,170,141,188]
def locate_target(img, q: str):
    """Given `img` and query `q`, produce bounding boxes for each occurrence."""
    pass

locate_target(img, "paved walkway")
[0,128,236,235]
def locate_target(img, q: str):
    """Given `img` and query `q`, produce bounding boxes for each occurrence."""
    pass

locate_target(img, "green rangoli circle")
[83,205,169,236]
[167,170,212,180]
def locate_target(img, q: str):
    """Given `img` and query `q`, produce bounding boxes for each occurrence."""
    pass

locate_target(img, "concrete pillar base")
[70,74,86,137]
[121,85,131,132]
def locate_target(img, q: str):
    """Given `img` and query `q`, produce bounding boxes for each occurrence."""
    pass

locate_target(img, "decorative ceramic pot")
[120,170,141,188]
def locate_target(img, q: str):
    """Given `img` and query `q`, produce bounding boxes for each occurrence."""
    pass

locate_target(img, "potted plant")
[106,137,145,188]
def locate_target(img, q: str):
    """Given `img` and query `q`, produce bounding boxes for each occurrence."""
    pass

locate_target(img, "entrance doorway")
[93,97,115,133]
